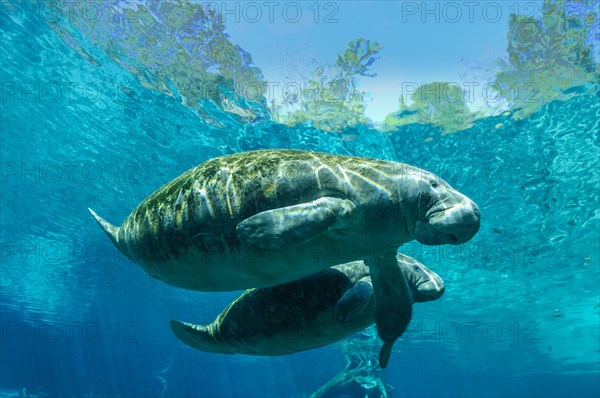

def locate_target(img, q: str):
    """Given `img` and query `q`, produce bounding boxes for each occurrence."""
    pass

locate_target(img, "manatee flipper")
[379,341,394,369]
[236,197,356,250]
[170,320,235,355]
[333,277,373,322]
[366,252,414,369]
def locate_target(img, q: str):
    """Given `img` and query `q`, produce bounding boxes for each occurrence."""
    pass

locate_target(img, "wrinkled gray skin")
[90,149,479,366]
[169,253,444,365]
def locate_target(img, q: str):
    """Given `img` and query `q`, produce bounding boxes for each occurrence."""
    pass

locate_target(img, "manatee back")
[214,262,371,353]
[114,150,361,263]
[111,150,416,276]
[216,269,350,345]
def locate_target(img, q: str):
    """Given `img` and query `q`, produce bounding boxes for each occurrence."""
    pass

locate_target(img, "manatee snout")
[416,195,480,245]
[414,277,445,302]
[400,256,446,302]
[431,198,480,244]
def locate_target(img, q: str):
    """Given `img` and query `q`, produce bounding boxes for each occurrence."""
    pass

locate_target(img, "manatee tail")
[379,341,394,369]
[88,208,120,247]
[170,320,233,354]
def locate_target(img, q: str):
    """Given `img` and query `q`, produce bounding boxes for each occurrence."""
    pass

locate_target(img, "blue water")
[1,1,599,397]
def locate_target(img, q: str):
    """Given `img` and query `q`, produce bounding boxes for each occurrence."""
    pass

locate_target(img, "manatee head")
[397,253,445,302]
[409,171,480,245]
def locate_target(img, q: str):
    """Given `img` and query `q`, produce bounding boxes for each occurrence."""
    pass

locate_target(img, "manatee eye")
[431,182,439,188]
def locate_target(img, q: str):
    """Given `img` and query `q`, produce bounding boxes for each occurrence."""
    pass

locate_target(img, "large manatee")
[90,149,479,366]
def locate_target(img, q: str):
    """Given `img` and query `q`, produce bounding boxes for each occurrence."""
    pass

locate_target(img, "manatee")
[310,360,391,398]
[169,253,444,367]
[89,149,479,365]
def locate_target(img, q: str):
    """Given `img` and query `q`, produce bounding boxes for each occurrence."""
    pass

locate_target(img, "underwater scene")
[1,0,599,397]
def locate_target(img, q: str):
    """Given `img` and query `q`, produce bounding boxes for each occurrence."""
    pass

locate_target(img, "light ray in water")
[344,169,393,198]
[193,183,215,218]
